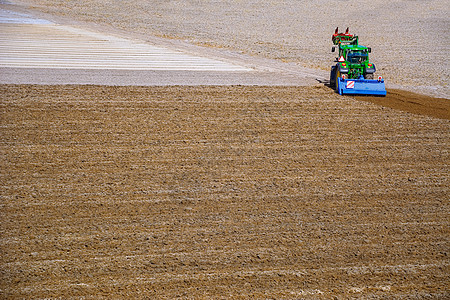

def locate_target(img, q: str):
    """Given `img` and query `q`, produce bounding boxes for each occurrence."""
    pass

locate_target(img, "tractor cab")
[347,50,368,64]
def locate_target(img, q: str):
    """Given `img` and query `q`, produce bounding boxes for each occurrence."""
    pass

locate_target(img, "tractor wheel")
[365,73,374,80]
[330,66,336,89]
[335,70,341,92]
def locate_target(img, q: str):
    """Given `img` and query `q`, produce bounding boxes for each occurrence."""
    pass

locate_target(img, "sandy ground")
[0,5,328,85]
[1,85,449,298]
[8,0,450,98]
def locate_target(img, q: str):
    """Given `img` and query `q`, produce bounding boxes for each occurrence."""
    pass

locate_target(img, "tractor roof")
[340,45,368,51]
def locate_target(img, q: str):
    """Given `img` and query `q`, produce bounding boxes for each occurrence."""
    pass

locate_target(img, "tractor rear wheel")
[365,73,374,79]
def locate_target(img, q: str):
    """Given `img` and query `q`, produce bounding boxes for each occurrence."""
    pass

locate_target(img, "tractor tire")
[365,73,374,80]
[335,70,341,92]
[330,66,336,89]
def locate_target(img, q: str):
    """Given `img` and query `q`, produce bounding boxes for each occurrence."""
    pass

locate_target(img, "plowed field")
[1,85,449,298]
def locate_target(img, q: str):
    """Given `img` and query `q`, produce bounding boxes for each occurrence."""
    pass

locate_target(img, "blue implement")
[337,76,387,96]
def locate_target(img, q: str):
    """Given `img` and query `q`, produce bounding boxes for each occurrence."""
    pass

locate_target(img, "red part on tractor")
[332,27,357,45]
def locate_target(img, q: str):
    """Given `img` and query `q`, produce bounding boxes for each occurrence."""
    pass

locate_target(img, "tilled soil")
[356,89,450,120]
[1,85,449,298]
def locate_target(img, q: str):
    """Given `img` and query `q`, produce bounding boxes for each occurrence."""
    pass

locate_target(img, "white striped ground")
[0,8,253,71]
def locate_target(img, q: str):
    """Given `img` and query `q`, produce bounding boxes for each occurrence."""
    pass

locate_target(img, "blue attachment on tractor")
[337,76,387,96]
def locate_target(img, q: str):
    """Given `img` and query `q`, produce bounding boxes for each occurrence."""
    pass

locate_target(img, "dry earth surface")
[1,0,450,299]
[9,0,450,98]
[1,84,449,298]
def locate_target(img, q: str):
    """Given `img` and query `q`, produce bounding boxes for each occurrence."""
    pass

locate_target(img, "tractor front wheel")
[365,73,374,79]
[330,66,336,89]
[335,70,341,92]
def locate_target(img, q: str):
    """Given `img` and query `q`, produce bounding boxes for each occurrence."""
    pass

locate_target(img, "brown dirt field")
[357,89,450,121]
[1,85,449,299]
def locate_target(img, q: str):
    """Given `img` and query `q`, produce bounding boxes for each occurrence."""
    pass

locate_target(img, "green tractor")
[330,28,386,96]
